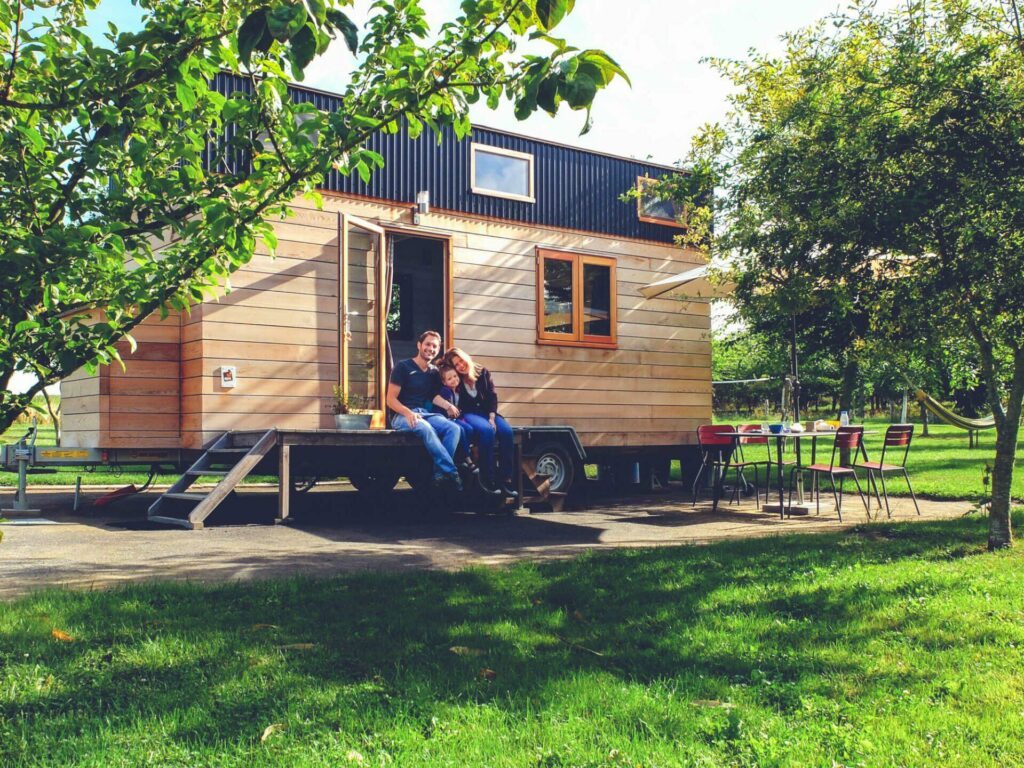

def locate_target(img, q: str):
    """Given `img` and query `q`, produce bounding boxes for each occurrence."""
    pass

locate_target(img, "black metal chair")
[797,426,871,521]
[856,424,921,518]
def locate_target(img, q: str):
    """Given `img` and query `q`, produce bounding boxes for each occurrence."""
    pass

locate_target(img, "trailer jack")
[2,422,41,515]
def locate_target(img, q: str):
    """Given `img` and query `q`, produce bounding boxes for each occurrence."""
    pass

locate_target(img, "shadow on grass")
[1,511,1021,763]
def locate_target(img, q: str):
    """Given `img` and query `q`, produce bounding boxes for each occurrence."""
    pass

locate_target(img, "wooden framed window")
[537,249,617,348]
[471,143,535,203]
[637,176,687,228]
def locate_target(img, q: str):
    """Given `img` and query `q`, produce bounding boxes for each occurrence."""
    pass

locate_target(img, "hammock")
[913,389,996,431]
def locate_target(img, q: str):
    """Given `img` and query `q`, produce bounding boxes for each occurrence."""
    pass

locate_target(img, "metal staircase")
[148,430,277,529]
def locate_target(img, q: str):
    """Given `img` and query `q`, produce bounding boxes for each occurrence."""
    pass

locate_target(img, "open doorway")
[387,235,448,363]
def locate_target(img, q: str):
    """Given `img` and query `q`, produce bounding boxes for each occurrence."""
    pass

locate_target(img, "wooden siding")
[61,193,711,450]
[61,312,182,448]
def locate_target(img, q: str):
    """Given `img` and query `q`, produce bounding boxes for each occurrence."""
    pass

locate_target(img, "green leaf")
[14,320,41,334]
[578,50,630,86]
[175,81,197,111]
[289,25,317,74]
[303,0,326,25]
[268,3,308,41]
[537,75,560,115]
[238,9,268,65]
[326,9,358,55]
[535,0,574,31]
[559,71,597,109]
[15,125,46,153]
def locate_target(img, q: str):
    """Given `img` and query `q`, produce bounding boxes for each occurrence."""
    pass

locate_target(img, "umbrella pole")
[790,314,801,425]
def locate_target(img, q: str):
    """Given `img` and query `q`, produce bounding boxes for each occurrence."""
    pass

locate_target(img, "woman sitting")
[443,347,517,499]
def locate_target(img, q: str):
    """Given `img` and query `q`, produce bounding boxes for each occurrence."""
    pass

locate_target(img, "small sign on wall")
[219,365,238,388]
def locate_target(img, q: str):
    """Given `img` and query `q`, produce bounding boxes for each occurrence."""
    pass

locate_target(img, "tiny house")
[60,74,712,496]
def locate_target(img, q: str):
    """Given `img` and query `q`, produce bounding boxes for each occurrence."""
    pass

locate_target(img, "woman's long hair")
[444,347,483,383]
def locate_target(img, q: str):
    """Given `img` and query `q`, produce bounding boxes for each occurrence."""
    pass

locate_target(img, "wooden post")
[339,212,349,403]
[277,443,291,523]
[376,230,387,412]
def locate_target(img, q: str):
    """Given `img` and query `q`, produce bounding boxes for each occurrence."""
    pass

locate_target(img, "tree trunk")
[987,365,1024,551]
[838,358,858,413]
[988,418,1019,549]
[921,401,929,436]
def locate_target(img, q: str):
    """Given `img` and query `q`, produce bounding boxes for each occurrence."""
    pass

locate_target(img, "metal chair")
[692,424,735,507]
[732,424,775,508]
[798,426,871,521]
[855,424,921,518]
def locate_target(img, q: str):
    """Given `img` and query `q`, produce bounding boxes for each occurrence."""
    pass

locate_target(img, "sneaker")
[500,480,519,502]
[446,472,464,492]
[476,474,504,497]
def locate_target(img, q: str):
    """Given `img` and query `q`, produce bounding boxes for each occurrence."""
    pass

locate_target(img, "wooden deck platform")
[226,428,526,524]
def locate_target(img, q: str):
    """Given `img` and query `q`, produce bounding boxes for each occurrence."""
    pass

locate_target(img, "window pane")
[582,263,612,337]
[543,259,574,335]
[475,149,530,197]
[640,189,685,223]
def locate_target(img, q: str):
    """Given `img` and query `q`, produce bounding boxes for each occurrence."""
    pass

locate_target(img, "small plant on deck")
[330,387,373,415]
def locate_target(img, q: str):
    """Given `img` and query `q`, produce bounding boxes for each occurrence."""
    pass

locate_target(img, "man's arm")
[386,382,419,428]
[432,393,459,417]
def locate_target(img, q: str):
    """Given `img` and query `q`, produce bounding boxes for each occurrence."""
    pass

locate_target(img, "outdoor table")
[715,429,874,519]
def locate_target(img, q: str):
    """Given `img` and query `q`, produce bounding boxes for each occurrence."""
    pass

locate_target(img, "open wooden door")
[339,214,388,420]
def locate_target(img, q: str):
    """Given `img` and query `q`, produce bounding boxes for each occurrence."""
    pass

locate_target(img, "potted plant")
[332,387,375,429]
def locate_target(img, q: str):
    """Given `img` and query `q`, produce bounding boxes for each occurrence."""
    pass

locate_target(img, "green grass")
[3,512,1024,766]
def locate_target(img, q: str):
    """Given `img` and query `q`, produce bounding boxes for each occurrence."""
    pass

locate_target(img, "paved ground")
[0,484,972,600]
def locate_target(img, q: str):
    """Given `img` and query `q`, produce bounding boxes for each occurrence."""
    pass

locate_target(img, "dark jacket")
[433,385,459,415]
[458,368,499,417]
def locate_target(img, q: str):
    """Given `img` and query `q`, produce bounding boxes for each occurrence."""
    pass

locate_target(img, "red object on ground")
[92,484,139,507]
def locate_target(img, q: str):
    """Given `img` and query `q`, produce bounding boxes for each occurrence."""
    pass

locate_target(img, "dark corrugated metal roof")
[209,72,683,243]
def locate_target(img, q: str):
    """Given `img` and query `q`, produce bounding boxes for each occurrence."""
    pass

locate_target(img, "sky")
[304,0,857,166]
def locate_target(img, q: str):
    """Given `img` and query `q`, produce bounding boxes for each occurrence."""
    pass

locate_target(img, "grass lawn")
[3,512,1024,766]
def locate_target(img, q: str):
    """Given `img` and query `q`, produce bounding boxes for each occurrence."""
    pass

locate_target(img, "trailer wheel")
[348,470,400,495]
[532,442,576,494]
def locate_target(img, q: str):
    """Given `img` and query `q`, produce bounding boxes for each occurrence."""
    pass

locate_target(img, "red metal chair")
[692,424,735,508]
[798,426,871,521]
[855,424,921,518]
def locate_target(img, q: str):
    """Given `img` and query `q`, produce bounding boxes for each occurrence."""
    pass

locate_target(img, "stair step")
[149,515,194,529]
[208,448,249,454]
[186,469,229,476]
[164,492,208,502]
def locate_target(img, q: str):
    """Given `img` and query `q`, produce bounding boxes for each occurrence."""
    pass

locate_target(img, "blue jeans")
[463,413,514,484]
[391,409,460,479]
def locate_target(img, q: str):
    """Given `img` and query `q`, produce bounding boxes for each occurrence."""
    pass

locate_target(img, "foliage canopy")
[662,0,1024,547]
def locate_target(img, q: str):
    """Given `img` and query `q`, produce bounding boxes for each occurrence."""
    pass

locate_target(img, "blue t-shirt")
[389,358,441,411]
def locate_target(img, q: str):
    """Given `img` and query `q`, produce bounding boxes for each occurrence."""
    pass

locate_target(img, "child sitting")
[435,365,476,472]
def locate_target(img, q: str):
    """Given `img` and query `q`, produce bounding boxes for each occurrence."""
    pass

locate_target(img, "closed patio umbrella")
[638,264,735,301]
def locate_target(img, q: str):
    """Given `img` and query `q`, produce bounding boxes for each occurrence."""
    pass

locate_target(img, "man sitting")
[385,330,462,490]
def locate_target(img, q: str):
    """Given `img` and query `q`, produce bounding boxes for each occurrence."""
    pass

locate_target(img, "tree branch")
[1,0,23,102]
